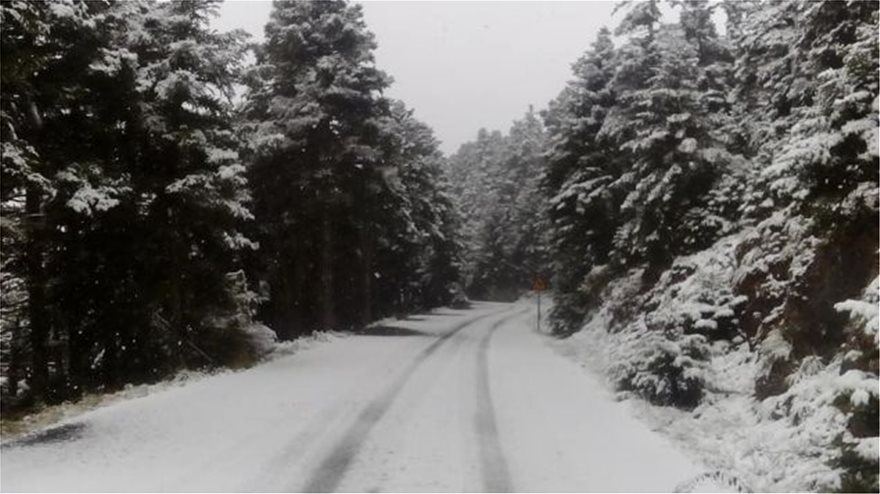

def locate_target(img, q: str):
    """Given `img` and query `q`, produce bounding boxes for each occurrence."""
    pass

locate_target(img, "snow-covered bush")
[568,264,712,409]
[600,268,646,331]
[608,320,708,409]
[674,470,751,493]
[201,270,273,368]
[590,236,753,409]
[753,352,878,491]
[644,236,745,344]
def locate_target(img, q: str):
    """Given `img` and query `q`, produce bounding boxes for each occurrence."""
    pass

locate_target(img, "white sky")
[214,1,618,155]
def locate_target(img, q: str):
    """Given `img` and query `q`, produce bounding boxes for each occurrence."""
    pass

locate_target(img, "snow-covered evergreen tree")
[120,0,257,372]
[543,27,619,331]
[374,101,465,312]
[602,20,730,270]
[1,0,259,404]
[0,0,75,405]
[242,0,391,334]
[242,0,463,334]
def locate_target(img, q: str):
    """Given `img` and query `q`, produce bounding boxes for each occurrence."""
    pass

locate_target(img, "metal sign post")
[537,290,541,333]
[532,275,547,333]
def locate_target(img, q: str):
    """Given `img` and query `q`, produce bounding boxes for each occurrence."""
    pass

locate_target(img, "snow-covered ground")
[551,305,874,492]
[2,301,707,492]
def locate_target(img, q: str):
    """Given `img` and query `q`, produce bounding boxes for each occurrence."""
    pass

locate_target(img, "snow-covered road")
[1,301,702,492]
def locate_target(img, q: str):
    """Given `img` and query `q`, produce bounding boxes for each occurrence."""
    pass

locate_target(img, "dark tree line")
[0,0,463,411]
[447,108,550,301]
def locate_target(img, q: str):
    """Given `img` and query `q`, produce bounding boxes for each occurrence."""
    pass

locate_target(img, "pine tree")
[372,101,464,312]
[602,11,731,272]
[786,0,878,204]
[0,0,109,403]
[122,0,256,371]
[1,0,258,403]
[242,0,458,333]
[505,108,550,292]
[542,27,618,330]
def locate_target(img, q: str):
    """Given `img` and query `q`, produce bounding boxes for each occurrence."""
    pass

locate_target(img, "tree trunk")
[320,208,335,330]
[23,99,49,402]
[25,184,48,402]
[360,222,373,327]
[270,265,292,340]
[170,218,184,366]
[292,249,306,336]
[7,319,22,402]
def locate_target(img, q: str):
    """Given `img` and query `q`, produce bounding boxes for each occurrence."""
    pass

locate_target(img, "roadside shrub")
[608,320,708,409]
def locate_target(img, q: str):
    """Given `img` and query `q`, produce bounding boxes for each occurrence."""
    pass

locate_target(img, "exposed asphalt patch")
[358,325,432,337]
[3,422,88,448]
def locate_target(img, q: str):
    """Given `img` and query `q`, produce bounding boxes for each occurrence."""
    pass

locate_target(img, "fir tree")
[542,27,618,330]
[243,0,391,334]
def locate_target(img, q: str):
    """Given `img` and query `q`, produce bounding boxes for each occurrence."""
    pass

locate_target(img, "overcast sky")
[214,1,617,155]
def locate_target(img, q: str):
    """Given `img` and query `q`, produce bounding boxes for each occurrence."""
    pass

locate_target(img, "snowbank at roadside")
[547,245,878,492]
[1,330,346,443]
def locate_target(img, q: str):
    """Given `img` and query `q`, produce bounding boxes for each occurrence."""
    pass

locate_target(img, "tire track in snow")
[475,312,520,493]
[301,305,519,493]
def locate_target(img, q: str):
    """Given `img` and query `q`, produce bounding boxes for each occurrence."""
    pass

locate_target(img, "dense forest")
[1,0,878,491]
[1,0,463,410]
[447,107,549,301]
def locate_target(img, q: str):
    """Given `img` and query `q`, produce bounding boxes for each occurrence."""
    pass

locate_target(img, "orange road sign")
[532,276,547,292]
